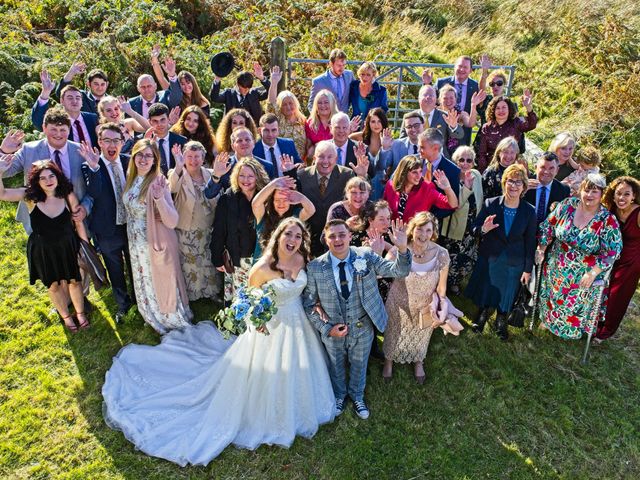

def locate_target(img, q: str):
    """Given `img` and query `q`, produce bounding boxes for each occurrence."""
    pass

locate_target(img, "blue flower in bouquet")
[260,296,273,309]
[233,302,250,320]
[252,303,264,316]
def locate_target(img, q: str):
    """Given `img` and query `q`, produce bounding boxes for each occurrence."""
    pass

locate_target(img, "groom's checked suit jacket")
[304,246,411,339]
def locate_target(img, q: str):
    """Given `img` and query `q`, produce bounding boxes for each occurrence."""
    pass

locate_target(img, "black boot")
[472,308,491,333]
[495,313,508,341]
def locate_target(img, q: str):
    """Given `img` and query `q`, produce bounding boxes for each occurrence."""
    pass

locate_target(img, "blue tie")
[337,147,343,166]
[336,76,343,104]
[338,261,350,300]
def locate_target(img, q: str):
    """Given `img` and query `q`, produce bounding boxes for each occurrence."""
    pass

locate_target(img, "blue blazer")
[379,138,417,178]
[435,76,479,145]
[348,80,388,120]
[82,155,130,238]
[128,79,183,116]
[473,196,537,273]
[427,155,460,220]
[253,137,302,169]
[31,100,99,148]
[307,69,355,113]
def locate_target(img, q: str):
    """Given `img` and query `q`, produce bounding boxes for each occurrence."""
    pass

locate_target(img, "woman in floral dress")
[536,174,622,339]
[124,139,193,334]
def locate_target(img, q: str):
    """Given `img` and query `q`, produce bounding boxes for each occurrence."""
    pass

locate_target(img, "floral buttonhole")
[352,256,369,278]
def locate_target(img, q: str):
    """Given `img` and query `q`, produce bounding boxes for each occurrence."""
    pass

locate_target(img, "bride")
[102,217,335,466]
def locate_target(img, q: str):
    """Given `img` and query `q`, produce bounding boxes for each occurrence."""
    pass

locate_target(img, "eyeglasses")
[489,80,504,87]
[135,153,155,160]
[458,157,474,164]
[100,138,122,145]
[405,122,423,130]
[506,179,524,186]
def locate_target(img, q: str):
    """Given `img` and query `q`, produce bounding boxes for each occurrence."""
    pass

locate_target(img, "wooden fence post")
[270,37,286,92]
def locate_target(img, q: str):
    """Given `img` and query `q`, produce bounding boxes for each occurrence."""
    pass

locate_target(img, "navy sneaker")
[335,397,346,416]
[353,399,370,419]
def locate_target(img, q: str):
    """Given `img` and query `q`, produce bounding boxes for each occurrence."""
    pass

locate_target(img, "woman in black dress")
[0,158,89,332]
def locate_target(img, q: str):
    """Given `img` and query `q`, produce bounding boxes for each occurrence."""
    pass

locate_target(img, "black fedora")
[210,52,237,78]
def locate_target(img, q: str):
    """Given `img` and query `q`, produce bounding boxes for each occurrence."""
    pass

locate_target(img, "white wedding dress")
[102,271,335,466]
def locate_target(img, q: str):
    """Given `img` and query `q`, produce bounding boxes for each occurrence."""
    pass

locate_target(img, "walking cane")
[580,269,612,365]
[529,259,545,331]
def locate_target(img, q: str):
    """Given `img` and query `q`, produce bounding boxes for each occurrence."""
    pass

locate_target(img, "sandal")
[77,312,90,330]
[61,314,78,333]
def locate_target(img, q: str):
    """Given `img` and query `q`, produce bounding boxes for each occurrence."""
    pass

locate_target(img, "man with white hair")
[127,57,183,118]
[330,112,357,167]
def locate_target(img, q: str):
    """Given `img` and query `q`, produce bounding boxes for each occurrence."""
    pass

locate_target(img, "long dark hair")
[24,161,73,203]
[259,190,297,251]
[171,105,217,165]
[603,176,640,211]
[264,217,311,277]
[362,108,389,145]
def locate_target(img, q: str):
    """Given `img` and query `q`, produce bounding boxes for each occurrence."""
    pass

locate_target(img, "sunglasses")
[489,80,504,87]
[458,157,474,164]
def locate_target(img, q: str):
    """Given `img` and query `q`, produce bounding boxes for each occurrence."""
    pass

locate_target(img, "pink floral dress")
[537,197,622,339]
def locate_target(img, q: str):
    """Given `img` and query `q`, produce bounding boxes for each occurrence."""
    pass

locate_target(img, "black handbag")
[507,284,532,328]
[77,237,110,290]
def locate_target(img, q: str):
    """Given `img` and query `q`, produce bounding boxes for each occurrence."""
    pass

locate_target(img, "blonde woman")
[267,66,307,160]
[549,132,579,181]
[304,89,338,158]
[348,61,388,126]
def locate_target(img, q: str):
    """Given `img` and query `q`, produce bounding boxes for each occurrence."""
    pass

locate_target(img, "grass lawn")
[1,196,639,480]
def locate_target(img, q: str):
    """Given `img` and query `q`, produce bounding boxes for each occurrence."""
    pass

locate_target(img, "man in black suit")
[80,123,134,322]
[419,128,460,220]
[32,72,99,149]
[525,152,570,225]
[54,62,109,114]
[147,103,187,175]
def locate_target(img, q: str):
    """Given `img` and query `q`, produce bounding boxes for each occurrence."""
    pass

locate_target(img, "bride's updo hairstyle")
[265,217,311,276]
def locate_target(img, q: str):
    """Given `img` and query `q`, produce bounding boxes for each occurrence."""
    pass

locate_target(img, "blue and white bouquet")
[215,285,278,339]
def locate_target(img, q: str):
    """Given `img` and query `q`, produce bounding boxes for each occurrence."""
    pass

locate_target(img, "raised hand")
[421,68,433,85]
[349,148,370,178]
[118,95,133,115]
[162,57,177,77]
[168,106,181,125]
[143,127,156,141]
[78,142,100,169]
[366,228,385,255]
[253,62,265,81]
[432,169,451,189]
[349,115,361,133]
[0,154,15,174]
[212,151,232,178]
[280,153,295,172]
[286,190,305,205]
[171,143,184,169]
[354,141,367,161]
[521,88,533,110]
[463,169,475,189]
[40,70,55,99]
[66,61,86,79]
[471,89,487,107]
[271,175,297,191]
[151,175,168,200]
[481,214,499,234]
[1,129,25,154]
[270,65,282,84]
[380,128,393,150]
[444,109,459,129]
[389,218,408,252]
[480,53,491,71]
[151,44,161,61]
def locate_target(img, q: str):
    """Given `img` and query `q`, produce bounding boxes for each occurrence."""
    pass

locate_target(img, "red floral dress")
[537,197,622,339]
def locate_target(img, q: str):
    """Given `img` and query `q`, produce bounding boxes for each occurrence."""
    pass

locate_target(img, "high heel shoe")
[76,312,90,330]
[61,314,78,333]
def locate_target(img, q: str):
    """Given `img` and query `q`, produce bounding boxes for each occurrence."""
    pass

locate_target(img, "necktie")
[537,186,548,224]
[456,83,464,110]
[74,119,86,145]
[425,112,430,128]
[337,147,343,165]
[146,101,152,109]
[269,146,277,173]
[335,76,343,103]
[319,176,328,196]
[53,150,63,170]
[109,161,127,225]
[338,261,350,299]
[412,144,418,155]
[158,138,167,172]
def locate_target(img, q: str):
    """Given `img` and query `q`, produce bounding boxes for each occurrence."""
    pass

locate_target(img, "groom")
[304,219,411,419]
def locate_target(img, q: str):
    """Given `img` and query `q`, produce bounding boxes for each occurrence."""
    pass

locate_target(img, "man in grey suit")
[307,49,355,113]
[304,219,411,419]
[4,107,92,234]
[379,111,424,178]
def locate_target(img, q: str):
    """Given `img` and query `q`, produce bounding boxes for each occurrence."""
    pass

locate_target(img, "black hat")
[210,52,236,78]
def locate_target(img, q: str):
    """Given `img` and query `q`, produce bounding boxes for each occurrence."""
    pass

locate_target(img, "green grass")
[1,199,640,479]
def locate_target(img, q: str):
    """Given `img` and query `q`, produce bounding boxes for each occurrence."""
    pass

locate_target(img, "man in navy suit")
[253,113,302,176]
[32,71,99,149]
[430,56,479,145]
[419,128,460,220]
[127,57,182,119]
[54,62,109,114]
[81,123,134,322]
[524,152,570,224]
[308,49,355,113]
[147,103,187,175]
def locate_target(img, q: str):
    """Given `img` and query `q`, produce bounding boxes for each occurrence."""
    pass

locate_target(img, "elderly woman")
[596,176,640,341]
[440,146,483,294]
[170,106,217,166]
[168,141,219,302]
[482,136,520,198]
[215,108,258,153]
[123,139,193,334]
[305,89,338,158]
[383,155,458,222]
[383,212,450,383]
[477,92,537,171]
[251,175,315,259]
[267,67,307,160]
[437,84,483,152]
[466,164,536,341]
[349,61,388,126]
[211,158,269,303]
[550,132,579,181]
[0,159,89,332]
[536,174,622,340]
[350,108,390,200]
[562,146,602,196]
[327,176,372,229]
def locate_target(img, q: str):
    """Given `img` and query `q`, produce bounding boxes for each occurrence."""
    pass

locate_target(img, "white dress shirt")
[329,252,353,293]
[47,142,71,179]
